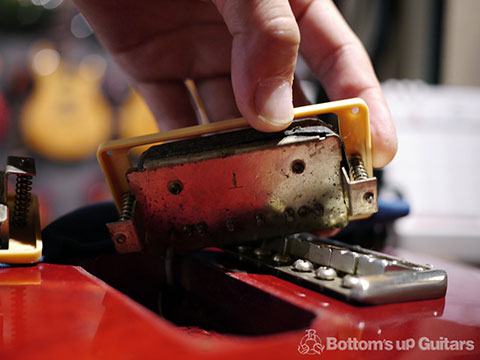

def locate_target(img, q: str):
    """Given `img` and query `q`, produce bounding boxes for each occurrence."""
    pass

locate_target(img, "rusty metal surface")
[341,167,378,218]
[127,120,350,252]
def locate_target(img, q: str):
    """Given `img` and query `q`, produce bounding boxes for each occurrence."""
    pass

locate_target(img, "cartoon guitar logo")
[298,329,325,355]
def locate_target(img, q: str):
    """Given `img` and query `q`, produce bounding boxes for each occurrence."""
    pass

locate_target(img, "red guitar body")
[1,247,479,360]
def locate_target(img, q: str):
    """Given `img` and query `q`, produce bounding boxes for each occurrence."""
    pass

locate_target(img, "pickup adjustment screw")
[313,203,324,216]
[168,180,183,195]
[291,160,305,174]
[182,224,193,236]
[284,208,295,222]
[298,206,309,217]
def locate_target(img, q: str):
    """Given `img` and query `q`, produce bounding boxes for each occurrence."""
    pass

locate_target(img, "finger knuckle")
[260,15,300,47]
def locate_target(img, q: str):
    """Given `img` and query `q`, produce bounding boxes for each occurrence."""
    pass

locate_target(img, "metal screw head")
[284,208,295,222]
[364,192,374,204]
[342,275,360,288]
[237,245,251,253]
[315,266,337,280]
[114,234,126,244]
[181,224,193,236]
[273,253,291,264]
[292,259,314,272]
[255,214,265,227]
[168,180,183,195]
[226,218,236,232]
[298,206,309,217]
[291,160,305,174]
[313,203,324,216]
[254,248,271,258]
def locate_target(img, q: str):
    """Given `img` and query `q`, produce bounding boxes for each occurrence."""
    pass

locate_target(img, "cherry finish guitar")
[0,247,479,360]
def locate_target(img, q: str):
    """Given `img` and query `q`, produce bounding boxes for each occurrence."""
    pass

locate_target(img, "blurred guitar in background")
[20,43,113,162]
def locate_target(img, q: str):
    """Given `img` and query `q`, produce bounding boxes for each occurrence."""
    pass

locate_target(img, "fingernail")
[255,79,294,128]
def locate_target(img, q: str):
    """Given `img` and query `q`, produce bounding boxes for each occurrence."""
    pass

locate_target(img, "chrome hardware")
[123,119,378,253]
[226,234,447,305]
[0,156,42,264]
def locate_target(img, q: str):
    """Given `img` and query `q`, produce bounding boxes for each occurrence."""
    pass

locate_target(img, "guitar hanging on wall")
[20,43,113,162]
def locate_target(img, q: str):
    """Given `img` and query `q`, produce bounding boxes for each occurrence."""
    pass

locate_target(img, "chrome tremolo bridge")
[226,234,447,305]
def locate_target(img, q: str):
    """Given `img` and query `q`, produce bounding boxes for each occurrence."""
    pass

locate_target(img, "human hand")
[74,0,397,167]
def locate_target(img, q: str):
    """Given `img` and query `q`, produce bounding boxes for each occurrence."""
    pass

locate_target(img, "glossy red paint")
[0,249,479,360]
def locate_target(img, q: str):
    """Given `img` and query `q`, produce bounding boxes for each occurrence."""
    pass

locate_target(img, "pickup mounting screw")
[168,180,183,195]
[114,234,126,244]
[291,160,305,174]
[364,192,374,204]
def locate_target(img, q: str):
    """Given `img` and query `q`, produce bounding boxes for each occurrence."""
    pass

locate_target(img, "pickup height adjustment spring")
[350,154,368,181]
[119,192,135,221]
[13,174,33,227]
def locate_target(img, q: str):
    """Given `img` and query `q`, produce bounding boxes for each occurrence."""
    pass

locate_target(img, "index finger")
[292,0,397,168]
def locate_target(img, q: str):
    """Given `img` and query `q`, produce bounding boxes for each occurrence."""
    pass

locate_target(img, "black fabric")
[40,198,409,262]
[42,202,117,263]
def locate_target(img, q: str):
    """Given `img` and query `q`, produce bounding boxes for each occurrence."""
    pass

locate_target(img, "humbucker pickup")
[98,99,377,254]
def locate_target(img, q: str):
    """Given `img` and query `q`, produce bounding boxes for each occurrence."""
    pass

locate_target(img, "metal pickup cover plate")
[125,119,361,252]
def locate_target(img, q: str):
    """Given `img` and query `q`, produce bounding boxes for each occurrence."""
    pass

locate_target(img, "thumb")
[213,0,299,131]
